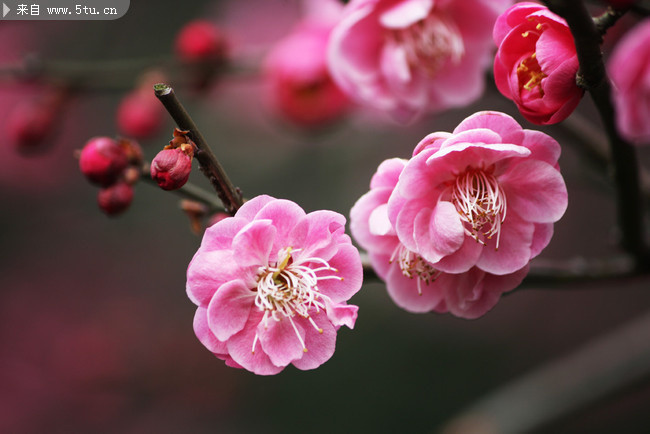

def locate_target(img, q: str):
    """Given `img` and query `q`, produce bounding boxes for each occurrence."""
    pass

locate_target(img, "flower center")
[252,247,342,353]
[390,13,465,76]
[390,244,440,295]
[517,53,546,95]
[450,169,507,249]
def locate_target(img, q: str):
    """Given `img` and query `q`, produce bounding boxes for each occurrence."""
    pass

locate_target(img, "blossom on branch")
[351,158,529,319]
[264,17,351,127]
[328,0,510,123]
[493,2,583,125]
[186,195,363,375]
[387,111,568,276]
[608,19,650,144]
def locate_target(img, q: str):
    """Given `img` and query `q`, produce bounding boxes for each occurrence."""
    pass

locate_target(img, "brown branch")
[153,83,243,214]
[543,0,649,268]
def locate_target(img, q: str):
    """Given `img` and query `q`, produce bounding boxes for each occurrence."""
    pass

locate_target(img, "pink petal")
[368,203,393,236]
[476,215,534,275]
[258,315,306,367]
[207,279,255,342]
[200,217,249,251]
[396,147,441,200]
[193,307,228,356]
[369,158,407,189]
[444,267,495,319]
[412,132,452,156]
[530,223,554,258]
[256,198,307,251]
[383,256,445,313]
[418,201,465,264]
[440,128,504,149]
[493,3,545,44]
[500,159,568,223]
[231,219,276,268]
[291,312,337,371]
[433,234,484,274]
[323,298,358,329]
[317,244,363,303]
[379,0,433,29]
[424,143,531,190]
[290,210,346,261]
[186,249,239,306]
[350,187,397,253]
[227,310,284,375]
[234,195,276,221]
[520,129,561,166]
[452,111,525,145]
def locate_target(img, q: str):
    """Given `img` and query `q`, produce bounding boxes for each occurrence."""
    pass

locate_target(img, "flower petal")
[227,310,284,375]
[258,315,306,367]
[476,214,534,275]
[193,307,228,356]
[231,219,276,268]
[291,312,337,371]
[186,249,239,306]
[500,159,568,223]
[207,279,255,342]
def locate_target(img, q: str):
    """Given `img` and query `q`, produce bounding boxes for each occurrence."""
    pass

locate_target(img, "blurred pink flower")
[608,19,650,144]
[328,0,510,123]
[186,195,363,375]
[350,158,529,319]
[265,17,351,127]
[493,2,583,125]
[387,111,567,276]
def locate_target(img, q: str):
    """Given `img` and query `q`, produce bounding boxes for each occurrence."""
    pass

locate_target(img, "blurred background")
[2,0,650,432]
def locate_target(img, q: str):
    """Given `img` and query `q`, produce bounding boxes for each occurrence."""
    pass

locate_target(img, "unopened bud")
[79,137,129,186]
[97,182,134,216]
[150,144,193,191]
[116,91,165,139]
[175,20,228,63]
[7,97,58,153]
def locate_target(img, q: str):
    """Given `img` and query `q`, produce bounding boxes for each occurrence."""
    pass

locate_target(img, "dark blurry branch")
[0,53,259,92]
[439,309,650,434]
[153,83,243,214]
[543,0,649,268]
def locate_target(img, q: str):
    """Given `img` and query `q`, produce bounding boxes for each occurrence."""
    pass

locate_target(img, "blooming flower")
[387,111,568,276]
[493,2,583,125]
[351,158,529,319]
[264,13,350,127]
[608,19,650,144]
[328,0,510,122]
[186,195,363,375]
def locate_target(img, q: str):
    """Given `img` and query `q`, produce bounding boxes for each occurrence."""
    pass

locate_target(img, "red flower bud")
[97,182,134,216]
[79,137,129,186]
[7,98,58,153]
[116,92,165,139]
[175,20,227,63]
[150,144,193,190]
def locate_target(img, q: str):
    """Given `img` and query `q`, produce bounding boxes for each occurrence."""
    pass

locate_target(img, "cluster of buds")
[78,136,143,216]
[150,128,194,191]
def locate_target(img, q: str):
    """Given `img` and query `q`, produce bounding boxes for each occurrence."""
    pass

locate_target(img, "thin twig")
[153,83,243,214]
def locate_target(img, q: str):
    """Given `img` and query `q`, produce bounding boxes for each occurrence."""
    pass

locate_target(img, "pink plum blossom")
[327,0,511,123]
[186,195,363,375]
[387,111,568,276]
[608,19,650,144]
[264,11,350,127]
[351,158,529,319]
[493,2,583,125]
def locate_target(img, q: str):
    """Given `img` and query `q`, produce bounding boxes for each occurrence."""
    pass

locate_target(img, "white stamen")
[251,247,341,353]
[390,244,440,295]
[450,169,507,250]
